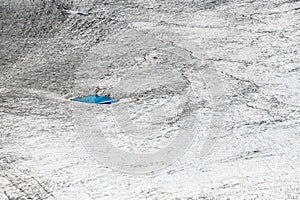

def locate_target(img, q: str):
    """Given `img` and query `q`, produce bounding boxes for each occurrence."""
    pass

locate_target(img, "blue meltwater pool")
[71,95,120,104]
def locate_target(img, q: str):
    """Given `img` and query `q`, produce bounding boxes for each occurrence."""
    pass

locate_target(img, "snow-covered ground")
[1,0,300,199]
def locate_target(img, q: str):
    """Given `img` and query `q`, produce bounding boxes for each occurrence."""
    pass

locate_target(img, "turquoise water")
[71,95,119,104]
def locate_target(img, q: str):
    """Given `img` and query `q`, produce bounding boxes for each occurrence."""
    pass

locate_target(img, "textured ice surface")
[1,0,300,199]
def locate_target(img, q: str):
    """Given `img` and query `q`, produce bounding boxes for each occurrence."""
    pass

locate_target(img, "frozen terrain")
[1,0,300,199]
